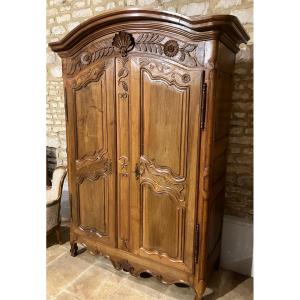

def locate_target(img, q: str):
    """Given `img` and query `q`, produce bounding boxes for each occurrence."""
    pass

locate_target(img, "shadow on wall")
[225,43,253,220]
[221,215,253,276]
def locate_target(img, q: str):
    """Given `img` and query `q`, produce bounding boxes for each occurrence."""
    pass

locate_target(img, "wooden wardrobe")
[49,8,249,299]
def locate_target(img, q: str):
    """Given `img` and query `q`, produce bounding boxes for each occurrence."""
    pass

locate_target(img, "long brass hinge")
[194,223,200,263]
[200,72,207,130]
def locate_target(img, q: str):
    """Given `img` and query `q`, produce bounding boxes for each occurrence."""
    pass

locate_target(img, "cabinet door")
[129,57,202,273]
[66,59,116,247]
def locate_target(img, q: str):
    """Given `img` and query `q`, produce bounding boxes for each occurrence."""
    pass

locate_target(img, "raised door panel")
[67,59,116,247]
[129,57,202,273]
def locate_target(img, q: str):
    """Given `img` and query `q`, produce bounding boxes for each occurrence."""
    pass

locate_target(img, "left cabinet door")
[65,59,117,247]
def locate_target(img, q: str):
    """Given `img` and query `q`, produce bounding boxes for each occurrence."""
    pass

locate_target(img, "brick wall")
[46,0,253,220]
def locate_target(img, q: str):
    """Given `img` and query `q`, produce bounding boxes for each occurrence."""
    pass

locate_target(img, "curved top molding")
[49,8,250,55]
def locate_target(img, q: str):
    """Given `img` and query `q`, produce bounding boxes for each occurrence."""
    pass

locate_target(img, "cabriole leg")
[194,291,204,300]
[194,281,206,300]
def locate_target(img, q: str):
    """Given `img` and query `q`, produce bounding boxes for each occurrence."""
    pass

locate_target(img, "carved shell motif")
[112,31,135,57]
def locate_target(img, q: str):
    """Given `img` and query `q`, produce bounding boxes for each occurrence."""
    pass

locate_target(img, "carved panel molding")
[141,204,185,262]
[139,58,191,85]
[139,156,186,204]
[76,149,106,168]
[76,149,112,184]
[71,63,106,90]
[79,225,107,238]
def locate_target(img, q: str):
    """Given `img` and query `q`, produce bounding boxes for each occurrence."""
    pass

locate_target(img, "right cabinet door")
[129,56,203,274]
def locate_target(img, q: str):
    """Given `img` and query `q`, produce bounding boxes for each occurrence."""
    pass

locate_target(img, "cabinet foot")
[194,291,204,300]
[70,242,78,257]
[194,281,206,300]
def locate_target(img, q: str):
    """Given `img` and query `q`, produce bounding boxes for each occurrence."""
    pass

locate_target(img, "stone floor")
[47,227,253,300]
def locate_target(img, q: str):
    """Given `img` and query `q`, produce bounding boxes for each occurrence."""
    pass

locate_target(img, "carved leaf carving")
[136,33,164,43]
[117,58,129,98]
[118,68,125,77]
[135,33,165,55]
[121,81,128,91]
[66,41,113,76]
[134,33,201,67]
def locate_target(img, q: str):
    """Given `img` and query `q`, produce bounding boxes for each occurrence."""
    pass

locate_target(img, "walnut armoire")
[49,8,249,299]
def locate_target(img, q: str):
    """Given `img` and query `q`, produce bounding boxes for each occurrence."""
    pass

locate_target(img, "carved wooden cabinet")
[49,9,249,299]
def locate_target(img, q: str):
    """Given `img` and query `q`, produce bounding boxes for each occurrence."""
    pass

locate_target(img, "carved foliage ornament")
[112,31,135,57]
[67,32,134,76]
[163,40,179,57]
[66,32,204,77]
[119,155,129,177]
[66,41,113,76]
[135,33,201,67]
[117,58,129,101]
[135,33,165,54]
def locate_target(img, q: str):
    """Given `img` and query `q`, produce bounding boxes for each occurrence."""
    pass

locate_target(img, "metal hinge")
[194,223,200,263]
[200,73,207,130]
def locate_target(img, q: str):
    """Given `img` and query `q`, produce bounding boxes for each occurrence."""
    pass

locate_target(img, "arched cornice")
[49,8,249,56]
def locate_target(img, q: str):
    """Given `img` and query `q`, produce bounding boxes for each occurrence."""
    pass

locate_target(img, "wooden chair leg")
[55,226,62,244]
[70,241,78,257]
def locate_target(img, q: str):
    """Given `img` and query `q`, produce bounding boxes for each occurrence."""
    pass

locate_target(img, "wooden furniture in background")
[49,9,249,299]
[46,166,67,244]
